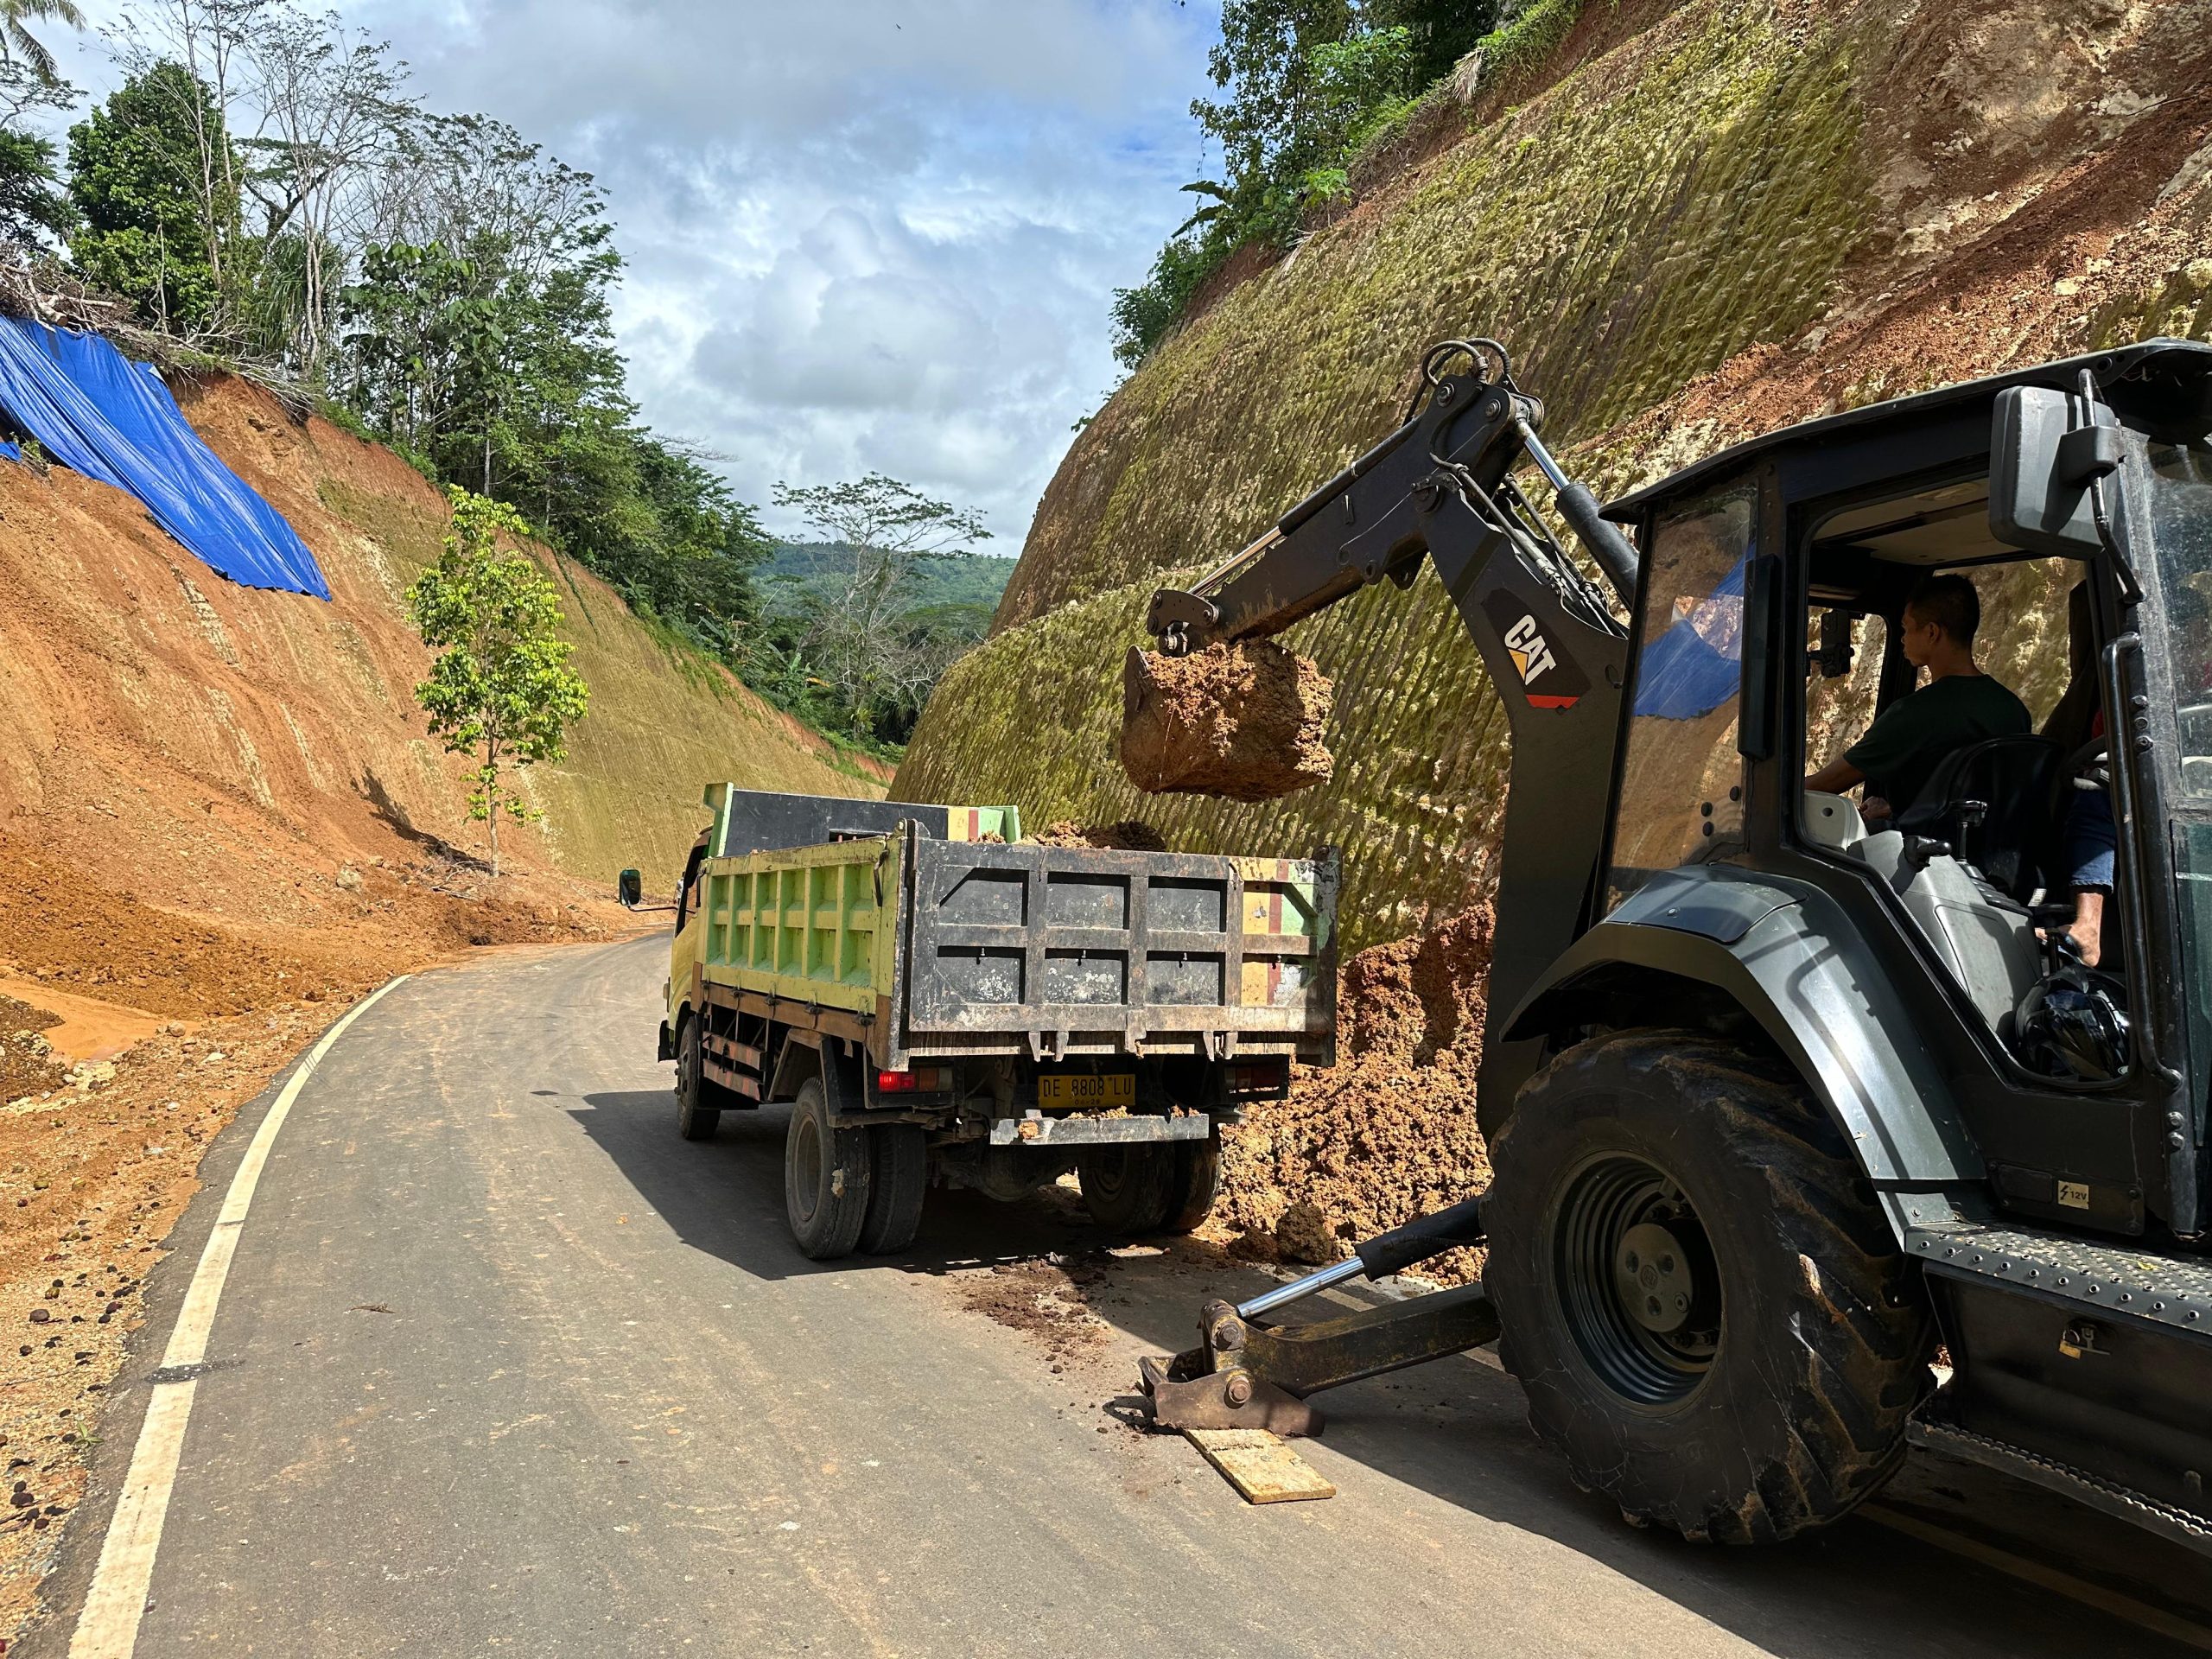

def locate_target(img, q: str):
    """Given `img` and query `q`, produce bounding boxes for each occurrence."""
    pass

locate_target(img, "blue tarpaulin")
[1632,554,1749,720]
[0,317,328,599]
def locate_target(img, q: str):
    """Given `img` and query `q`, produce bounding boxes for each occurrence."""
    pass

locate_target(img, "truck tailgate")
[899,830,1337,1062]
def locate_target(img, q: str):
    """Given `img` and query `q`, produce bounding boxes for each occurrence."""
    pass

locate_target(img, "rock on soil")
[1120,640,1333,802]
[0,996,59,1033]
[1205,904,1496,1284]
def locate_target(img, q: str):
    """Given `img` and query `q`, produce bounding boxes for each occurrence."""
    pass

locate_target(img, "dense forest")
[0,0,991,753]
[1111,0,1575,366]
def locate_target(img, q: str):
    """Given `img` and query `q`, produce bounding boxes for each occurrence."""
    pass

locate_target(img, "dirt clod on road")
[1120,639,1332,801]
[1206,903,1495,1284]
[958,1256,1112,1370]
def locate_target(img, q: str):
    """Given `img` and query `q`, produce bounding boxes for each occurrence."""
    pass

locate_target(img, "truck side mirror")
[1990,385,2120,556]
[617,868,642,908]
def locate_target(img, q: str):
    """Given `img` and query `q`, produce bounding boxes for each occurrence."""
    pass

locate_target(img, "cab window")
[1607,483,1755,908]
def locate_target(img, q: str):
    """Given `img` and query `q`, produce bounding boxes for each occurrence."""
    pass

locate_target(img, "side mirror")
[1812,608,1856,678]
[617,868,642,908]
[1990,385,2121,556]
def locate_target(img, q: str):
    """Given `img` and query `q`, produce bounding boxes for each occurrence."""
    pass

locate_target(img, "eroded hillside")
[897,0,2212,950]
[0,375,878,934]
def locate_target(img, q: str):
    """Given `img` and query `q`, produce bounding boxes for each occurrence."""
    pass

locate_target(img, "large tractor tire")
[784,1077,873,1260]
[858,1123,929,1255]
[1077,1144,1176,1235]
[673,1014,721,1142]
[1484,1029,1931,1543]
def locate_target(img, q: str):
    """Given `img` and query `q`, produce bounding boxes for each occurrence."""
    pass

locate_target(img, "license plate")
[1037,1073,1135,1110]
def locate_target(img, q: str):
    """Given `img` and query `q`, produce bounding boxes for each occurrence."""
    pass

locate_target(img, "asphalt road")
[29,938,2212,1657]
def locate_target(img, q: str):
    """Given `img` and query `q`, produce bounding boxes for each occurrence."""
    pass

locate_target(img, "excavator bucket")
[1119,640,1334,801]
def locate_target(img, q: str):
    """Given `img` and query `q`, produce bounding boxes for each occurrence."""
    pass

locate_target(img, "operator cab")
[1603,339,2212,1237]
[1796,480,2080,1064]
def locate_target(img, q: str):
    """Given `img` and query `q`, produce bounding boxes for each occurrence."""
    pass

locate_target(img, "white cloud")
[43,0,1219,540]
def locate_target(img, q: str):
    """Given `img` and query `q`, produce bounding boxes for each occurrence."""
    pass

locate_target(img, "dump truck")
[654,785,1337,1258]
[1134,335,2212,1560]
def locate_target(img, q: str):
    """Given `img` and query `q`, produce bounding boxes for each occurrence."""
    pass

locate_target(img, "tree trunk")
[485,734,501,879]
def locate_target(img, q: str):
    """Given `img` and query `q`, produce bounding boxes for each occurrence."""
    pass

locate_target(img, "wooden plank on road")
[1185,1428,1336,1504]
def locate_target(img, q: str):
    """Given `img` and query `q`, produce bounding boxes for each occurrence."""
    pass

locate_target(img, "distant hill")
[759,543,1018,620]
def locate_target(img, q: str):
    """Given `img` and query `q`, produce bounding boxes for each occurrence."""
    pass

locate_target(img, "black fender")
[657,1020,675,1064]
[1497,867,1984,1192]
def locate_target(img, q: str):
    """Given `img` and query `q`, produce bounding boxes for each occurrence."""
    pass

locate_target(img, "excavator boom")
[1139,340,1640,1048]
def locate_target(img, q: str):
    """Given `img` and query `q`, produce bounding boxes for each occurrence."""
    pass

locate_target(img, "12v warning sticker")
[1482,591,1589,709]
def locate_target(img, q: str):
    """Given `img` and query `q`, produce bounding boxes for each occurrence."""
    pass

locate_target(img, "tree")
[0,59,75,251]
[769,474,989,739]
[67,61,241,332]
[0,0,86,87]
[1109,0,1498,369]
[1190,0,1356,243]
[233,9,411,377]
[406,486,588,877]
[1368,0,1497,86]
[0,127,68,249]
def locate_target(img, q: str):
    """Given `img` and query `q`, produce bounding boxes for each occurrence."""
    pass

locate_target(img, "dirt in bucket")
[1120,639,1333,802]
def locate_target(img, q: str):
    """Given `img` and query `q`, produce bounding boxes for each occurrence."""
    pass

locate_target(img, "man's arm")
[1806,757,1866,794]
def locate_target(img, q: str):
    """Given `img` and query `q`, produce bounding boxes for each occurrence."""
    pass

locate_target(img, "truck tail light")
[877,1067,952,1094]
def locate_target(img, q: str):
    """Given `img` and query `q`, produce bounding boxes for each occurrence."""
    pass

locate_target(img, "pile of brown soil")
[1032,819,1168,851]
[0,997,58,1033]
[1206,903,1495,1283]
[0,1030,67,1104]
[0,830,624,1020]
[1119,639,1332,802]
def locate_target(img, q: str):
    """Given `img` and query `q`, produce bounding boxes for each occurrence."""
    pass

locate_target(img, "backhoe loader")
[1133,335,2212,1553]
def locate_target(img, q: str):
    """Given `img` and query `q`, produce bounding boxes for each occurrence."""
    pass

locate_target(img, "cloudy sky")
[44,2,1221,544]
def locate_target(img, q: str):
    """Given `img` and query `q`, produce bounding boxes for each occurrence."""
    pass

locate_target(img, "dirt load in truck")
[654,784,1338,1259]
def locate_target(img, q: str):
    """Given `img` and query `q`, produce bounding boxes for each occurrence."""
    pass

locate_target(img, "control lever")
[1902,835,1952,875]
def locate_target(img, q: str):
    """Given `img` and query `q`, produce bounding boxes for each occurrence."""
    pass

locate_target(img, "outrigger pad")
[1120,641,1333,801]
[1137,1352,1324,1437]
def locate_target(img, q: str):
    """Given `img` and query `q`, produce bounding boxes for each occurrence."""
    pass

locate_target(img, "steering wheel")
[2062,734,2108,778]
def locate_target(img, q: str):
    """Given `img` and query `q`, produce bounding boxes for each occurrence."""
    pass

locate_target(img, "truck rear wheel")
[674,1014,720,1142]
[1484,1030,1931,1543]
[858,1124,928,1255]
[785,1077,873,1260]
[1164,1128,1222,1234]
[1077,1144,1174,1234]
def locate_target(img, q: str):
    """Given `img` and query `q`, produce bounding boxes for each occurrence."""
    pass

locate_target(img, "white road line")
[67,976,407,1659]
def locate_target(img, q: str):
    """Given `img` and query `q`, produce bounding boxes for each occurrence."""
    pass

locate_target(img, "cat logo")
[1483,593,1588,710]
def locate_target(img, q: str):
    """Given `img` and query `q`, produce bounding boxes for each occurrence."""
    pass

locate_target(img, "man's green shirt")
[1843,672,2031,812]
